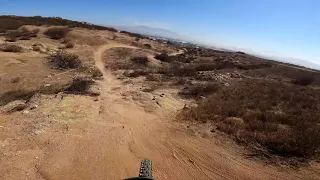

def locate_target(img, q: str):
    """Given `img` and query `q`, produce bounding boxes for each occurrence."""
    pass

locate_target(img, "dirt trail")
[38,44,319,180]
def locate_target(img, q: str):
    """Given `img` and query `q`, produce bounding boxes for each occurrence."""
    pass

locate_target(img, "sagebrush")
[183,79,320,161]
[44,27,71,39]
[1,44,23,52]
[49,50,82,69]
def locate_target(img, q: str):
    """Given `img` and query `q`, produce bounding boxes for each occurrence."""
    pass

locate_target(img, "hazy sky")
[1,0,319,65]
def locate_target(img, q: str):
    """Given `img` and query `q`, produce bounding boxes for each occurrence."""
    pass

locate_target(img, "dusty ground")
[1,27,320,180]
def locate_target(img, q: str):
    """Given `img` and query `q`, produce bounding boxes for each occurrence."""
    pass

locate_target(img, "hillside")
[0,16,319,180]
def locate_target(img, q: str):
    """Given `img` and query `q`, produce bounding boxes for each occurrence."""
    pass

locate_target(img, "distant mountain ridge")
[253,54,320,70]
[114,25,320,70]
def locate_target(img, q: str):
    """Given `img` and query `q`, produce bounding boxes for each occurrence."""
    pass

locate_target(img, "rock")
[32,43,46,53]
[28,93,41,107]
[58,45,66,49]
[55,92,65,100]
[87,86,101,96]
[23,110,30,114]
[1,100,27,112]
[44,84,51,87]
[230,72,244,78]
[188,158,194,164]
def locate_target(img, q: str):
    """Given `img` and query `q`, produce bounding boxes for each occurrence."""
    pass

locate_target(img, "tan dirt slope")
[1,42,319,180]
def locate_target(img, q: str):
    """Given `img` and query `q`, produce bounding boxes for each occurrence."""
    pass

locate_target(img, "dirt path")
[37,44,319,180]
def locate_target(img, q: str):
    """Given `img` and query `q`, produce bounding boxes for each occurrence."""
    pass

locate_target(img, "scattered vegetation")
[244,65,320,86]
[32,45,41,52]
[144,44,152,49]
[120,31,144,38]
[98,39,320,164]
[4,27,39,41]
[182,79,320,162]
[81,66,103,80]
[125,69,150,77]
[44,27,71,39]
[65,42,74,48]
[292,76,314,86]
[65,77,94,94]
[0,90,37,106]
[155,53,172,62]
[1,44,23,52]
[179,83,220,98]
[5,35,17,42]
[131,56,149,66]
[0,15,117,33]
[49,50,82,69]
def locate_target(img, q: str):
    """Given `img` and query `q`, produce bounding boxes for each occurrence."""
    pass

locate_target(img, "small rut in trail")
[38,44,317,180]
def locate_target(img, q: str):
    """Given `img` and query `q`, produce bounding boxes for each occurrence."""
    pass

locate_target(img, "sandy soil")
[1,32,320,179]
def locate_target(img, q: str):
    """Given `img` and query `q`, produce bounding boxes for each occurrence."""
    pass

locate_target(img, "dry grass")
[44,27,71,40]
[81,66,103,80]
[155,53,172,62]
[0,90,37,106]
[131,56,149,66]
[32,45,41,52]
[1,44,23,52]
[144,44,152,49]
[120,31,144,38]
[0,83,69,106]
[0,15,117,33]
[49,50,82,69]
[65,77,94,94]
[292,76,314,86]
[182,79,320,162]
[125,69,150,77]
[4,27,39,41]
[65,42,74,48]
[179,83,220,98]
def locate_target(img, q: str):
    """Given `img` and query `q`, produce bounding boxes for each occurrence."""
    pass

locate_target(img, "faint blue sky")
[1,0,319,65]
